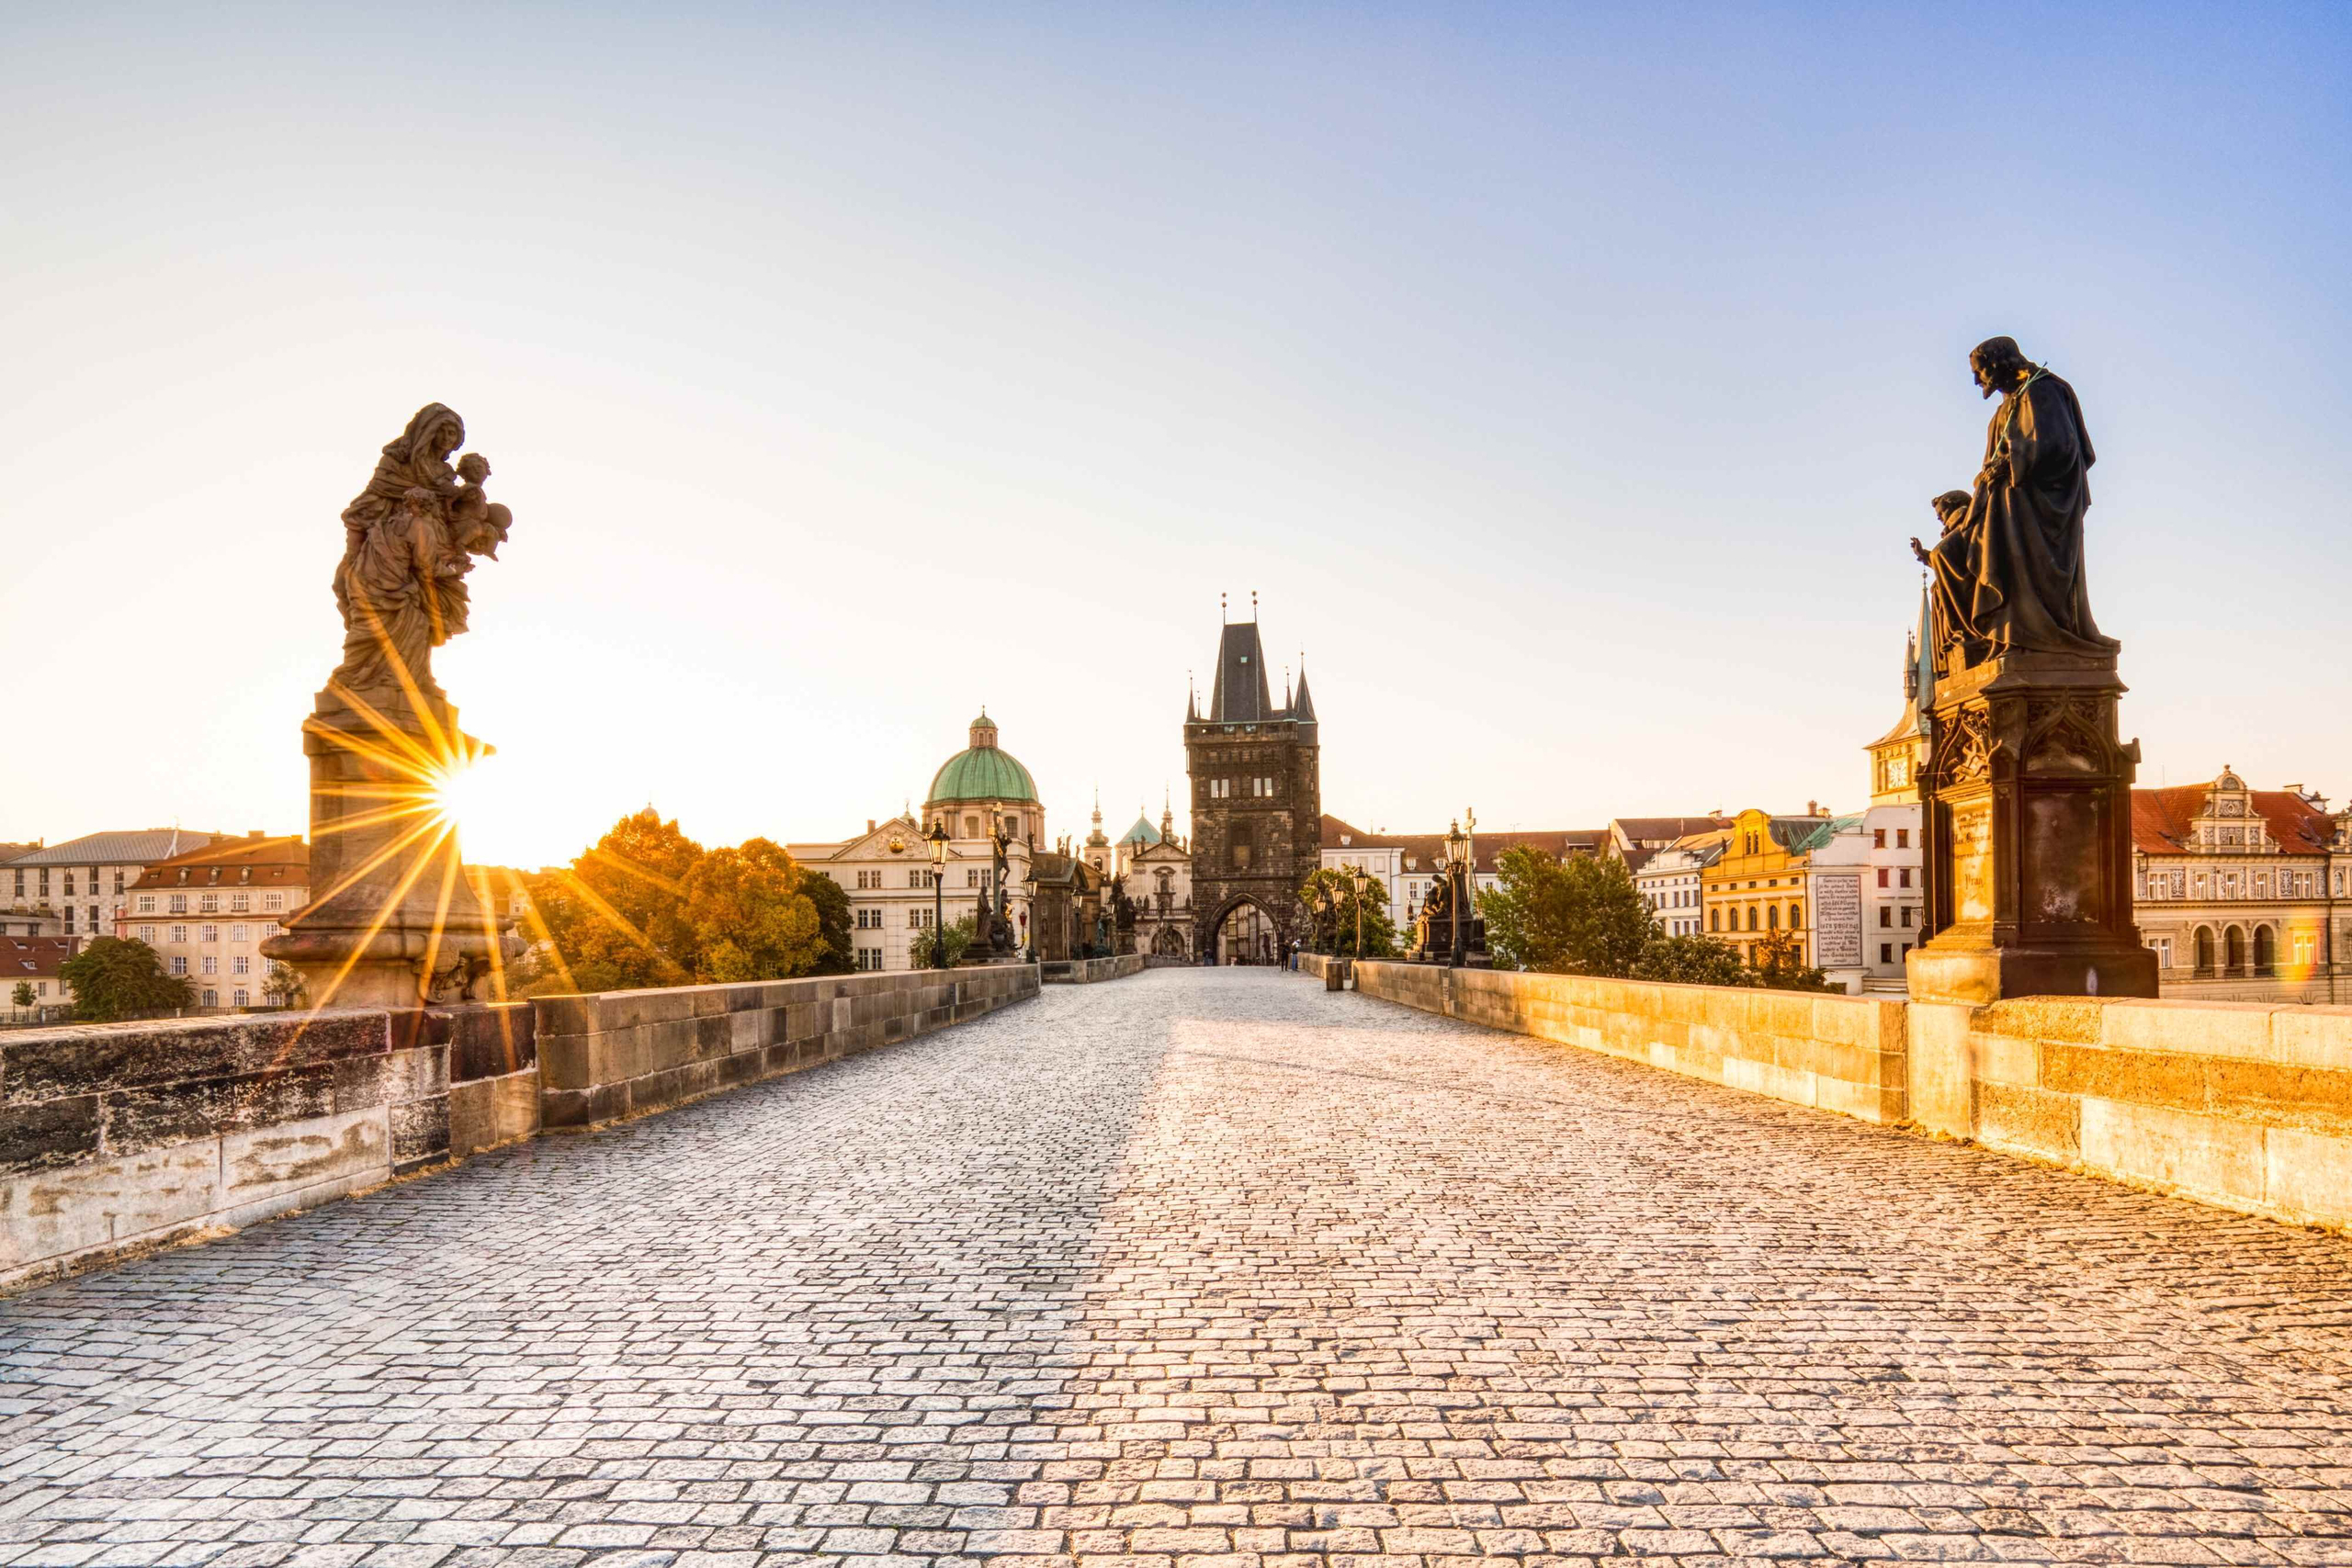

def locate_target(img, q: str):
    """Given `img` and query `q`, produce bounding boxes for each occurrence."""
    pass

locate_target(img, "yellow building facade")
[1702,808,1826,964]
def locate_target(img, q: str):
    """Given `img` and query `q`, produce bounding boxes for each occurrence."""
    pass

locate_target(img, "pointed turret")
[1293,662,1317,723]
[1208,620,1274,720]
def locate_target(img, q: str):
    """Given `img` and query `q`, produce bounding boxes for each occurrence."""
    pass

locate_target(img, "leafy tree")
[1630,932,1751,987]
[1749,929,1837,993]
[1477,848,1654,976]
[1298,868,1400,958]
[681,837,823,983]
[11,980,33,1010]
[527,808,704,993]
[799,868,854,975]
[261,963,308,1008]
[59,937,192,1021]
[910,914,975,969]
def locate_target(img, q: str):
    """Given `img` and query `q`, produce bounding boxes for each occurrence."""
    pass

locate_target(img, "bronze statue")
[329,404,513,707]
[1910,338,2113,668]
[1910,489,1978,673]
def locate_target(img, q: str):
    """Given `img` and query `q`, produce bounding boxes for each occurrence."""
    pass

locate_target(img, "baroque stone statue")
[331,403,513,709]
[1908,338,2113,670]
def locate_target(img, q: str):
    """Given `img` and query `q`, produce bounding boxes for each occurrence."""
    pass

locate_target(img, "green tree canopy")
[798,867,854,975]
[1476,847,1654,976]
[11,980,35,1010]
[59,937,193,1021]
[1749,929,1837,993]
[910,914,975,969]
[526,810,831,992]
[1298,866,1398,958]
[1630,932,1751,987]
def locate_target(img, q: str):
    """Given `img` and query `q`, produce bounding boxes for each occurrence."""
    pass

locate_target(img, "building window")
[1876,868,1888,888]
[171,956,188,976]
[62,873,75,897]
[1746,908,1758,931]
[232,955,250,976]
[1789,903,1802,929]
[1873,829,1886,849]
[169,924,188,942]
[137,895,156,914]
[230,924,248,943]
[262,922,279,939]
[200,924,219,943]
[1895,829,1910,849]
[198,894,220,914]
[1900,908,1913,928]
[1881,942,1894,964]
[1880,907,1893,928]
[231,893,251,913]
[1898,868,1912,888]
[138,925,157,942]
[200,956,218,976]
[168,894,187,914]
[201,988,218,1007]
[232,988,250,1006]
[2149,936,2173,970]
[909,908,932,928]
[857,947,882,971]
[114,871,125,894]
[263,893,285,911]
[1710,909,1720,931]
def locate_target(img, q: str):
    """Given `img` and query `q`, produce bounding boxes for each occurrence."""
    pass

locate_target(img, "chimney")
[1807,799,1818,816]
[867,819,876,833]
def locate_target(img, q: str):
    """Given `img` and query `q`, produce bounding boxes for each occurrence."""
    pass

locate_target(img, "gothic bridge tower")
[1185,599,1320,964]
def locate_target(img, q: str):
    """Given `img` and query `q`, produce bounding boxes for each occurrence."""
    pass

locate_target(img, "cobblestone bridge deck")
[6,968,2352,1566]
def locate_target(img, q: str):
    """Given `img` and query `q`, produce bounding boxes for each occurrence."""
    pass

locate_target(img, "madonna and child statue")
[1903,338,2156,1006]
[264,404,524,1011]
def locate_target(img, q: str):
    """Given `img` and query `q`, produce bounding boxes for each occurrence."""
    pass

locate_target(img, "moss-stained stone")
[2040,1043,2207,1111]
[1970,1082,2083,1163]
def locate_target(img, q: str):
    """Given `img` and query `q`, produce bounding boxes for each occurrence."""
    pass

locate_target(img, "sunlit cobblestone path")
[6,968,2352,1566]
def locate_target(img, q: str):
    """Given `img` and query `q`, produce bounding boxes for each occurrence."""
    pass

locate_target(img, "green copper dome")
[926,713,1039,805]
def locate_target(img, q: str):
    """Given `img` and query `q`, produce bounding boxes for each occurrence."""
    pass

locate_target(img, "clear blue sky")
[4,4,2346,864]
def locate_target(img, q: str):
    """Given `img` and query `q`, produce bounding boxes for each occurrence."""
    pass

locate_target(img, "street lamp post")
[926,821,949,970]
[1445,818,1471,968]
[1351,867,1373,958]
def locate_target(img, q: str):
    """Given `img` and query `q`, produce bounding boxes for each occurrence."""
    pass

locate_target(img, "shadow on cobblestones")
[3,966,2352,1565]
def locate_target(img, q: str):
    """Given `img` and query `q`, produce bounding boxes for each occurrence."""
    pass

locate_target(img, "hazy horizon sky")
[6,5,2348,867]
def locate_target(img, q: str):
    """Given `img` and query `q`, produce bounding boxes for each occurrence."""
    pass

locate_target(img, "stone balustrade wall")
[534,964,1039,1128]
[2,1009,456,1291]
[3,968,1037,1292]
[1349,961,1907,1122]
[1909,997,2352,1227]
[1346,961,2352,1228]
[1039,954,1145,985]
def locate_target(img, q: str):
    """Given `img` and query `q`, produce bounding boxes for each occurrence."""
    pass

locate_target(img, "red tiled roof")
[1321,816,1607,874]
[2131,786,2336,856]
[5,936,73,978]
[128,835,308,891]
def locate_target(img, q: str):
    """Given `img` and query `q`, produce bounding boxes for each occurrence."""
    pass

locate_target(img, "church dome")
[1118,814,1162,847]
[926,712,1039,806]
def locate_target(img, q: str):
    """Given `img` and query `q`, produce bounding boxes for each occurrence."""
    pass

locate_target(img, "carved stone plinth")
[1906,651,2157,1006]
[262,690,520,1010]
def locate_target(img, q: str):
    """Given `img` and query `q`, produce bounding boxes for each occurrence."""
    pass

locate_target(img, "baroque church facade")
[1184,607,1320,964]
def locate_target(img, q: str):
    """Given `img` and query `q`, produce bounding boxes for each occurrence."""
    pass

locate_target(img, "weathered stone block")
[0,1094,102,1176]
[2100,998,2275,1062]
[1969,1029,2040,1089]
[390,1095,450,1171]
[447,1068,538,1156]
[2079,1097,2266,1208]
[220,1109,390,1208]
[1975,997,2104,1044]
[2203,1057,2352,1127]
[3,1010,387,1102]
[540,1081,628,1130]
[2041,1043,2204,1111]
[442,1003,536,1082]
[2,1138,220,1270]
[2267,1009,2352,1072]
[529,994,598,1039]
[105,1064,342,1156]
[1905,1001,1973,1138]
[2263,1126,2352,1227]
[1974,1082,2080,1161]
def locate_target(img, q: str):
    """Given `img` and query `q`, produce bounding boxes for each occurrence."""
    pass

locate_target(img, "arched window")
[2254,925,2277,977]
[1766,904,1779,930]
[2224,925,2246,976]
[1710,908,1720,932]
[1789,903,1803,930]
[2194,926,2215,976]
[1746,907,1758,931]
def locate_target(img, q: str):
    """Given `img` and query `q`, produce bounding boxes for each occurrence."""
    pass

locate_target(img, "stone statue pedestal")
[262,689,520,1010]
[1906,650,2157,1007]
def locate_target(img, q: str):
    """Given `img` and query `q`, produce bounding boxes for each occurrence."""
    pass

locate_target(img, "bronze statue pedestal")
[1905,650,2157,1007]
[262,690,520,1010]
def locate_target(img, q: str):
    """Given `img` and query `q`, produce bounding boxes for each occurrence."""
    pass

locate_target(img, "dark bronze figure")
[1910,337,2115,668]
